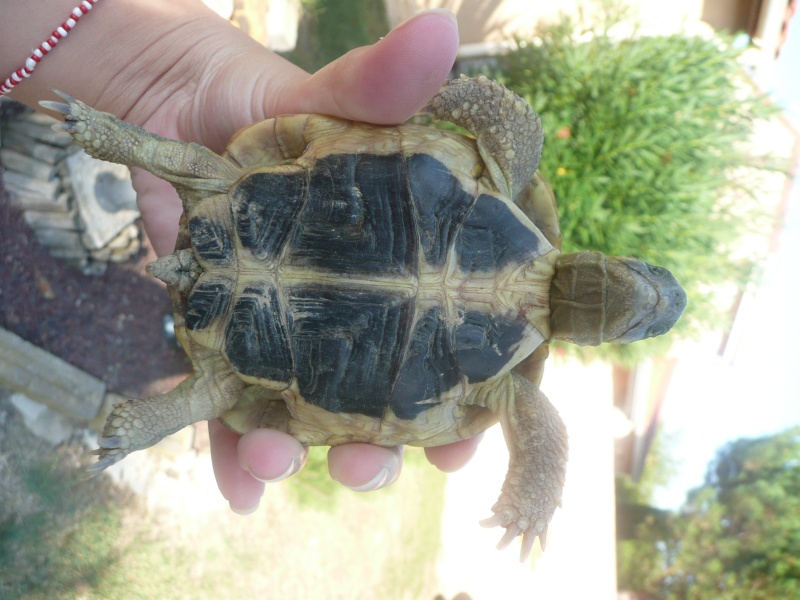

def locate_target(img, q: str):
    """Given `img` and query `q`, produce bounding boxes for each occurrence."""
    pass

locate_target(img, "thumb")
[283,9,459,124]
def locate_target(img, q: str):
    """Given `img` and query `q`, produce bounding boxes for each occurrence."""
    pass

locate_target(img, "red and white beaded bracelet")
[0,0,100,97]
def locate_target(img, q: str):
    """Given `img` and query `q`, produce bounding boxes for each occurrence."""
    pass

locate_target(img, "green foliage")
[0,442,447,599]
[0,451,129,598]
[661,428,800,599]
[616,427,800,598]
[493,11,780,363]
[282,0,389,73]
[616,427,682,590]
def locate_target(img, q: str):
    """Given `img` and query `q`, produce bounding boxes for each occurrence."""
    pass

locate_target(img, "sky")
[654,18,800,509]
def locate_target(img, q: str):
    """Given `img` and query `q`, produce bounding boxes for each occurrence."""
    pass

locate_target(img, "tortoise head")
[548,251,686,347]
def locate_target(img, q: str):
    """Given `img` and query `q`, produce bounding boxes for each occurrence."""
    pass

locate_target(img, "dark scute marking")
[456,194,540,272]
[407,154,476,267]
[286,154,416,275]
[233,170,308,261]
[225,283,293,383]
[390,307,460,419]
[288,286,410,417]
[189,215,234,266]
[455,311,528,383]
[185,277,234,331]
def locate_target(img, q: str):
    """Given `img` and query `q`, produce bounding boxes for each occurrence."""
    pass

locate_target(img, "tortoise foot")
[86,439,128,475]
[481,504,551,562]
[87,392,187,474]
[87,398,155,474]
[41,90,240,189]
[482,375,568,562]
[41,91,134,163]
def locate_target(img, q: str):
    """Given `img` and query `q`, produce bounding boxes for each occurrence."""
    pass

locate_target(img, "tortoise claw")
[39,90,80,119]
[39,100,72,117]
[538,524,549,552]
[98,435,123,449]
[519,530,536,562]
[85,446,127,477]
[85,435,128,476]
[52,89,77,103]
[481,512,549,562]
[479,513,505,528]
[496,524,522,551]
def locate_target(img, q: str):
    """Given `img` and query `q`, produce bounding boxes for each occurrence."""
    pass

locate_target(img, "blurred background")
[1,1,798,598]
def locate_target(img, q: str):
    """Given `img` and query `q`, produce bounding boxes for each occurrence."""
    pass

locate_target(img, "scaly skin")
[424,74,544,199]
[88,349,244,473]
[476,373,568,561]
[41,91,241,200]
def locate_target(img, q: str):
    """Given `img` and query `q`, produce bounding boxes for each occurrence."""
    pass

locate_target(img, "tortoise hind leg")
[479,373,568,561]
[40,91,241,196]
[88,355,244,473]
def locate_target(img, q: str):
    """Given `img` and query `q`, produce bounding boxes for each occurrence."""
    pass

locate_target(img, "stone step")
[49,245,90,261]
[65,151,139,250]
[1,148,58,180]
[0,327,105,421]
[16,110,64,127]
[23,206,79,230]
[35,227,84,250]
[4,116,74,147]
[3,169,62,204]
[1,129,73,164]
[10,391,73,445]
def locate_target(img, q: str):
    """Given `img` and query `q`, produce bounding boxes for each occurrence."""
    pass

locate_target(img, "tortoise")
[43,75,686,561]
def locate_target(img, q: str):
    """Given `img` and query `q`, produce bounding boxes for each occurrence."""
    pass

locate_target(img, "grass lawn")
[0,397,446,599]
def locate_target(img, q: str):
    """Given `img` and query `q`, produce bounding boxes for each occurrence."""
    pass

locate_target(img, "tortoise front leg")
[480,373,568,561]
[512,343,550,388]
[40,91,241,196]
[88,353,244,473]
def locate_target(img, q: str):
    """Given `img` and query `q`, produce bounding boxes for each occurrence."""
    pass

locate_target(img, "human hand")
[3,0,481,511]
[105,6,480,512]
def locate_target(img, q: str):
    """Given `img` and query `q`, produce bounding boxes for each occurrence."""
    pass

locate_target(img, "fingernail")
[388,8,457,35]
[248,458,299,484]
[344,467,391,493]
[418,8,457,23]
[230,500,260,516]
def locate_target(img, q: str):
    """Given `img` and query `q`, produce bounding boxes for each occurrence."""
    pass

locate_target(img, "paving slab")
[0,327,105,421]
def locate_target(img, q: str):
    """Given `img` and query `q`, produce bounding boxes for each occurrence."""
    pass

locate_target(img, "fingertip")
[328,443,404,492]
[229,499,260,516]
[358,9,460,121]
[296,9,459,124]
[208,420,265,510]
[424,433,483,473]
[385,8,459,50]
[237,428,307,483]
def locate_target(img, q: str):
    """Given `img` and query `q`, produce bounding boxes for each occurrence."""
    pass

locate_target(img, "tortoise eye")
[648,265,665,277]
[646,323,668,338]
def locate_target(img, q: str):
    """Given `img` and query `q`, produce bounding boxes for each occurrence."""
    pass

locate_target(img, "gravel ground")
[0,188,190,398]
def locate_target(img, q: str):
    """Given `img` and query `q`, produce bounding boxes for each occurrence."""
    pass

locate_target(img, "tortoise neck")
[549,251,607,346]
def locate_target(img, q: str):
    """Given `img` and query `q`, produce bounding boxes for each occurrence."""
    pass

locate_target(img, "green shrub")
[494,12,781,363]
[282,0,388,73]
